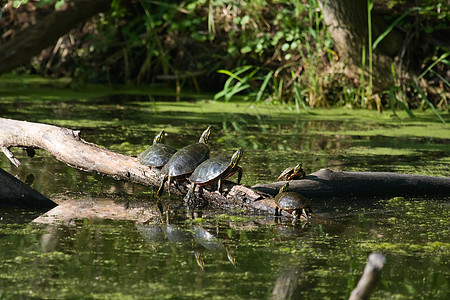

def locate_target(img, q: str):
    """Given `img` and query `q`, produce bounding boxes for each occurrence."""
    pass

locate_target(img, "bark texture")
[318,0,405,91]
[0,0,111,75]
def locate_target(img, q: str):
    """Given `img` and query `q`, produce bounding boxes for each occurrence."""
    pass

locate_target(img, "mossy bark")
[318,0,408,92]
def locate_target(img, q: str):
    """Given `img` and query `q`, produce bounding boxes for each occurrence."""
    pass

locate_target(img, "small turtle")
[273,182,312,220]
[138,129,177,174]
[184,148,243,205]
[277,163,306,181]
[157,126,212,198]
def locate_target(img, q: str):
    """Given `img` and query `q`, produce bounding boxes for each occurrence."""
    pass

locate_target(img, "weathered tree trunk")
[318,0,406,92]
[0,0,111,75]
[1,117,449,218]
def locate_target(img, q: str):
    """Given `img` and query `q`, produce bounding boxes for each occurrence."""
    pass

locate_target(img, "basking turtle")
[138,129,177,174]
[278,163,306,181]
[157,126,212,197]
[273,182,312,220]
[184,148,244,204]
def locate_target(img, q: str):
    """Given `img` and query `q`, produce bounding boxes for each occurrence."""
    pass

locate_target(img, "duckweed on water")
[1,79,449,299]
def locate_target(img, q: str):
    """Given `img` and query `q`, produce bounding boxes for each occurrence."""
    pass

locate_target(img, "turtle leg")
[195,251,205,270]
[236,167,243,184]
[156,175,168,217]
[218,178,223,195]
[274,206,279,216]
[291,210,299,225]
[184,183,196,206]
[157,175,168,198]
[301,208,309,220]
[167,176,172,196]
[156,200,164,217]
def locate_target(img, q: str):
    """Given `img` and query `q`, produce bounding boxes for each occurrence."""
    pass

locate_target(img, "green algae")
[0,75,449,299]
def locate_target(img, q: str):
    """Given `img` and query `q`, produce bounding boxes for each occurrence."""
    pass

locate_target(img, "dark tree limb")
[1,117,449,215]
[0,0,111,75]
[253,169,450,198]
[0,167,56,208]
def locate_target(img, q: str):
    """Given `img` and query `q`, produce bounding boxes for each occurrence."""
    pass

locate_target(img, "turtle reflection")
[137,222,235,269]
[272,220,311,240]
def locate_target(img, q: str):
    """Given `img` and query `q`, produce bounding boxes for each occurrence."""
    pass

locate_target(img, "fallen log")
[1,117,449,216]
[253,168,450,198]
[0,167,57,208]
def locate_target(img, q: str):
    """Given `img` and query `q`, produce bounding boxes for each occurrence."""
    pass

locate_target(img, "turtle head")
[293,163,303,173]
[199,126,212,144]
[153,129,165,144]
[280,182,289,193]
[230,147,244,168]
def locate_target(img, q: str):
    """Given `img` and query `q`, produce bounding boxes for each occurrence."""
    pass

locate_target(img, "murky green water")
[0,80,449,299]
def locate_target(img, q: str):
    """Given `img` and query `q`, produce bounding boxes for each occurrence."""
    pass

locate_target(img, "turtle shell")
[274,191,310,213]
[278,165,306,181]
[189,156,230,185]
[161,142,210,178]
[139,143,177,168]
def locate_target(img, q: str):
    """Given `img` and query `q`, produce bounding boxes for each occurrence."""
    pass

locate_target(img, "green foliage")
[5,0,448,116]
[13,0,65,9]
[214,0,334,108]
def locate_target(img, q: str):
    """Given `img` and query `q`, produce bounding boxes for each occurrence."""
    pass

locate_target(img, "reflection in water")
[270,266,302,300]
[136,222,165,250]
[40,227,62,253]
[192,225,236,266]
[272,221,311,240]
[1,96,448,299]
[137,222,236,270]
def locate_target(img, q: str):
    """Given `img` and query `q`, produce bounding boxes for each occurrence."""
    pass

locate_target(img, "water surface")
[0,84,449,299]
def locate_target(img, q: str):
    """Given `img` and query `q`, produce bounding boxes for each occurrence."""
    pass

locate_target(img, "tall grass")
[214,0,333,110]
[366,2,448,123]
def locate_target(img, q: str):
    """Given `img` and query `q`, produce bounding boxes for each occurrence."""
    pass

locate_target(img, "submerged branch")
[1,117,449,216]
[349,253,386,300]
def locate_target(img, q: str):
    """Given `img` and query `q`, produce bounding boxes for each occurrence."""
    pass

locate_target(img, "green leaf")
[241,46,252,54]
[418,52,450,80]
[293,82,310,113]
[388,87,397,116]
[411,82,446,124]
[373,7,422,51]
[256,71,274,102]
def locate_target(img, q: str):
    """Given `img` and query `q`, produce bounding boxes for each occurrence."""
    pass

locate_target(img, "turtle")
[138,129,177,174]
[184,147,244,204]
[156,126,212,198]
[273,182,312,220]
[277,163,306,181]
